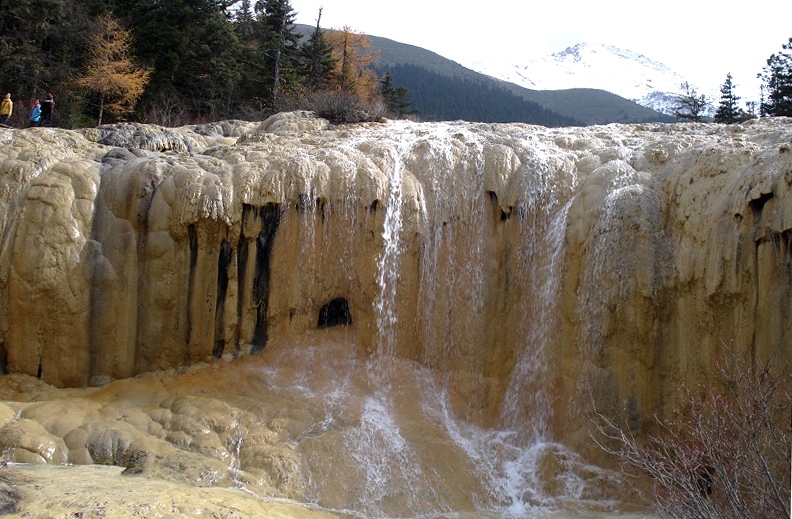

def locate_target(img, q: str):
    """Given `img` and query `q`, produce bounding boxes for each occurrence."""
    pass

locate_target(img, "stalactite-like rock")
[0,113,790,444]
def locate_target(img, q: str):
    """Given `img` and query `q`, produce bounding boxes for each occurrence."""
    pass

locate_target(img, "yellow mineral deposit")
[0,112,788,517]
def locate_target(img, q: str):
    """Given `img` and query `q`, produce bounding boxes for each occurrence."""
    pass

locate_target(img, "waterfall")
[3,115,790,519]
[373,140,406,362]
[416,125,488,372]
[500,199,572,441]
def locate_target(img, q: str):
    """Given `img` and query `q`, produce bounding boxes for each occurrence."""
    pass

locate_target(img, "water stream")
[259,124,629,517]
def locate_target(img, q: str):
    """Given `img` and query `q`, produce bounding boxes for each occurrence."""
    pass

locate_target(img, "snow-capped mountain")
[462,43,714,116]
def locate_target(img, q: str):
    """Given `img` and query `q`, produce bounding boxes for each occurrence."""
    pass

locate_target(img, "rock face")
[1,112,790,443]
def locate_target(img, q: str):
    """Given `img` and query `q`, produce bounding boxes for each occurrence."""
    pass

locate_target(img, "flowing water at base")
[0,328,651,519]
[223,330,642,518]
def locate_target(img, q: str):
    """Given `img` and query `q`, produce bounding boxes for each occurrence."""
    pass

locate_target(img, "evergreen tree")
[0,0,101,126]
[111,0,243,122]
[255,0,302,106]
[234,0,256,42]
[0,0,65,95]
[759,37,792,117]
[714,73,743,124]
[673,81,710,122]
[233,0,268,112]
[379,73,416,118]
[297,9,336,92]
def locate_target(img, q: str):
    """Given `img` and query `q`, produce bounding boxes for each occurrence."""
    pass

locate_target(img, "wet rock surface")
[0,112,789,516]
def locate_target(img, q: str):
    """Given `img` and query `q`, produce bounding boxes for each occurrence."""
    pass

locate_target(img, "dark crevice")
[318,298,353,328]
[213,240,233,358]
[36,361,42,379]
[186,225,198,345]
[368,200,378,214]
[235,237,249,356]
[772,229,792,267]
[749,192,773,216]
[0,342,6,375]
[487,190,511,221]
[251,204,283,354]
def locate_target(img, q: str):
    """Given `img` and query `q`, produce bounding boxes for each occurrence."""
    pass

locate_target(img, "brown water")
[0,329,654,518]
[3,463,657,519]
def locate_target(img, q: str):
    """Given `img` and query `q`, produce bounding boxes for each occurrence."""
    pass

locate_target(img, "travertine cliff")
[1,113,790,516]
[0,112,790,443]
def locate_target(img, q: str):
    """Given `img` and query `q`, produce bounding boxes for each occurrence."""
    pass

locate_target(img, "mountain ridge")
[295,25,674,125]
[461,42,712,116]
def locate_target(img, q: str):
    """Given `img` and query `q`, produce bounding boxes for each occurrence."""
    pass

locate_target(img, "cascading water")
[415,124,488,373]
[500,198,572,442]
[292,124,618,517]
[373,135,408,364]
[283,124,621,517]
[4,115,790,519]
[226,420,247,489]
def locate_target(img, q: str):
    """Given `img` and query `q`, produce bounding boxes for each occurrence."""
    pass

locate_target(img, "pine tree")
[673,82,710,122]
[297,9,336,92]
[379,73,416,118]
[76,15,151,125]
[714,73,743,124]
[759,37,792,117]
[111,0,243,122]
[255,0,302,106]
[234,0,255,42]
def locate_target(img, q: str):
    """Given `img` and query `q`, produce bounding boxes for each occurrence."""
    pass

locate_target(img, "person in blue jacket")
[30,99,41,127]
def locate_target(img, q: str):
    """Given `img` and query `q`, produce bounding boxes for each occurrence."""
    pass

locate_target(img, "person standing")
[30,99,41,127]
[0,93,12,125]
[40,93,54,126]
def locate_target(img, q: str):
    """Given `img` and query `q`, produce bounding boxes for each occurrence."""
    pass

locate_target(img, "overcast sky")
[291,0,791,98]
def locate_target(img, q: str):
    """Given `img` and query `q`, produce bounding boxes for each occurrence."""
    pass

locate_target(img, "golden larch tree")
[325,26,381,101]
[77,15,151,125]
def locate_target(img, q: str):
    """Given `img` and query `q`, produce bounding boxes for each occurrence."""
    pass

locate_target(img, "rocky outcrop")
[0,113,790,440]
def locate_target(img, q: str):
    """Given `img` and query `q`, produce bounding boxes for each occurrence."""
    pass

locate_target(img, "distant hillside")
[463,43,698,118]
[296,25,672,126]
[378,63,580,125]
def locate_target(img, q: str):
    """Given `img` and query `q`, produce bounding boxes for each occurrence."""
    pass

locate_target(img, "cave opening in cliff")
[318,298,352,328]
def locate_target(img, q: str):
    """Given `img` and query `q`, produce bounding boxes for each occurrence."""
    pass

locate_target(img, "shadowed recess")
[317,298,352,328]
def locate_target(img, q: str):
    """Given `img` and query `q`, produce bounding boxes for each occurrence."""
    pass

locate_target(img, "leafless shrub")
[139,93,187,127]
[591,351,791,519]
[279,89,386,124]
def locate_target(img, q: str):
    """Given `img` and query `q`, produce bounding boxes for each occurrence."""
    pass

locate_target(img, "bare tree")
[673,82,710,122]
[591,349,791,519]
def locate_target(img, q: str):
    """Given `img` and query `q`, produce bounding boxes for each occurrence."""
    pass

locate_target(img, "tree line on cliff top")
[0,0,790,128]
[670,37,792,124]
[0,0,415,127]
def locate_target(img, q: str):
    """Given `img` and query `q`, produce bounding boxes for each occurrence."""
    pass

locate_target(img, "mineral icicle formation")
[0,111,790,445]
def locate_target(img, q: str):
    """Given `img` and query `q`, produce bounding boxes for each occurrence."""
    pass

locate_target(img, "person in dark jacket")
[40,93,55,126]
